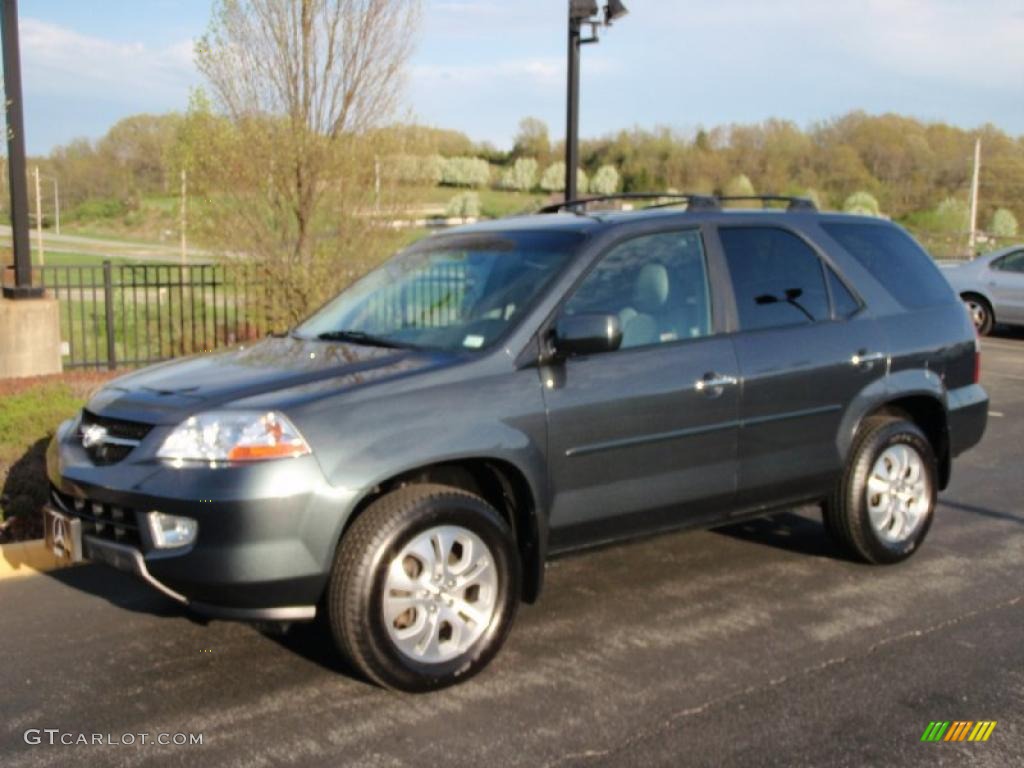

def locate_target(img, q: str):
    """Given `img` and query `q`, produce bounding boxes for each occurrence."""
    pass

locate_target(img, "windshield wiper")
[315,330,415,349]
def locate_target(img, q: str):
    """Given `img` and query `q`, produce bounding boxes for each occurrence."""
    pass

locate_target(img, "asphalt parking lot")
[2,332,1022,768]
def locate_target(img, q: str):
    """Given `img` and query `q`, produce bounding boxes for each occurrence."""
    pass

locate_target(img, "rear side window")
[826,267,861,318]
[822,222,955,309]
[993,250,1024,273]
[719,227,830,331]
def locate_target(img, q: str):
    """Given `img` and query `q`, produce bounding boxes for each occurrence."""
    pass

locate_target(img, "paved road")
[2,335,1022,768]
[0,225,208,262]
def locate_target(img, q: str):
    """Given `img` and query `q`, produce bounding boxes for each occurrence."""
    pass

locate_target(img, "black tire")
[962,293,994,336]
[327,484,520,692]
[822,416,937,564]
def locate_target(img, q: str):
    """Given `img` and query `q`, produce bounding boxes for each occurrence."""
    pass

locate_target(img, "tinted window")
[822,222,955,309]
[718,227,830,331]
[563,230,712,349]
[993,251,1024,273]
[827,267,861,318]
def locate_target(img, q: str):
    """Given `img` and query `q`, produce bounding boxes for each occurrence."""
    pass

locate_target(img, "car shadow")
[939,499,1024,526]
[44,563,191,618]
[991,324,1024,340]
[712,511,847,559]
[42,562,367,680]
[0,437,50,543]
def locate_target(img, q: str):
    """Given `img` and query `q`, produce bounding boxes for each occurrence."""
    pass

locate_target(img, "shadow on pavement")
[712,511,846,559]
[44,563,188,618]
[940,499,1024,526]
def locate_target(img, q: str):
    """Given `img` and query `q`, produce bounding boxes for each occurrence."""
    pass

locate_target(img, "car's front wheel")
[823,415,937,564]
[327,484,520,692]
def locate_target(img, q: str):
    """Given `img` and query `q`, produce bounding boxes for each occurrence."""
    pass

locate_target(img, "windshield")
[294,230,583,352]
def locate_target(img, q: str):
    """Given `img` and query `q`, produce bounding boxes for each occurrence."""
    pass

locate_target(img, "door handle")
[851,350,885,366]
[695,373,738,393]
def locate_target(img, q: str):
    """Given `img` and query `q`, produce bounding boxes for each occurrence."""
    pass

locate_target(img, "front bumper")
[46,420,357,620]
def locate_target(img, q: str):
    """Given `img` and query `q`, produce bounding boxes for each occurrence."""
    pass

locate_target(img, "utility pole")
[180,168,187,265]
[1,0,40,298]
[967,138,981,257]
[52,175,59,235]
[33,165,44,266]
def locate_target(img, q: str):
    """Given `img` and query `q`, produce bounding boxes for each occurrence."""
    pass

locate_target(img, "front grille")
[50,486,144,548]
[79,410,154,465]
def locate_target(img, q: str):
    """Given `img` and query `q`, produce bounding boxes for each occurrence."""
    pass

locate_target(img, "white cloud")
[20,18,197,101]
[413,55,613,89]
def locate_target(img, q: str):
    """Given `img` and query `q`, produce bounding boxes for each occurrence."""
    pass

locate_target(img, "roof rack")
[715,195,818,212]
[537,193,719,215]
[537,192,817,215]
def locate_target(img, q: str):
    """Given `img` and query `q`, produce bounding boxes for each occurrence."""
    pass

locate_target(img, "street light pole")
[564,1,628,203]
[564,8,584,202]
[1,0,40,298]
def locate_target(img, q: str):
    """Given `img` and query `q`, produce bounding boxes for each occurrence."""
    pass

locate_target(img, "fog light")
[146,512,198,549]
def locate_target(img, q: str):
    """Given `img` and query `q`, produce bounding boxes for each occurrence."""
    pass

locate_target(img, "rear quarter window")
[821,222,955,310]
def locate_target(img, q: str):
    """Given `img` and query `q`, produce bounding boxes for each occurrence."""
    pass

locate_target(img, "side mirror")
[552,313,623,357]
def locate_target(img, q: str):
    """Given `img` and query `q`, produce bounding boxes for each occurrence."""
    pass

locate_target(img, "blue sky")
[17,0,1024,154]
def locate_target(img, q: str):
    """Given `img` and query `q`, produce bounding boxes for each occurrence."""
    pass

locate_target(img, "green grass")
[0,382,85,523]
[32,250,134,267]
[400,186,545,218]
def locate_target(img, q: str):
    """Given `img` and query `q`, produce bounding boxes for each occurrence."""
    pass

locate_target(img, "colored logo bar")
[921,721,997,742]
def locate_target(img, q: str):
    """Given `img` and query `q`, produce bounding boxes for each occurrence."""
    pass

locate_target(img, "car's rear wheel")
[822,415,937,564]
[327,484,520,692]
[962,293,994,336]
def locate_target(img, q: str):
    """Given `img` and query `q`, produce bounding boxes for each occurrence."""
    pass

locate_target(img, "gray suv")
[45,194,988,691]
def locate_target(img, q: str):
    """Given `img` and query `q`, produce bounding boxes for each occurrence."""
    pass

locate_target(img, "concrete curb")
[0,539,68,581]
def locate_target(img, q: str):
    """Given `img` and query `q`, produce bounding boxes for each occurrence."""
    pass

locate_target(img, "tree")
[445,191,480,220]
[723,174,755,198]
[935,196,968,232]
[843,191,881,217]
[513,117,550,161]
[441,157,491,188]
[499,158,538,192]
[990,208,1019,238]
[590,165,620,195]
[540,162,587,194]
[193,0,421,323]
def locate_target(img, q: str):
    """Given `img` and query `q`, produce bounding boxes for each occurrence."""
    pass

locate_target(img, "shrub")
[590,165,621,195]
[723,174,755,197]
[990,208,1019,238]
[843,191,881,217]
[445,191,481,220]
[441,156,491,188]
[934,196,968,232]
[540,162,588,194]
[499,158,538,192]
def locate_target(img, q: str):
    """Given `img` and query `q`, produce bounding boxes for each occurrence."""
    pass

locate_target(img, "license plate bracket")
[43,506,83,564]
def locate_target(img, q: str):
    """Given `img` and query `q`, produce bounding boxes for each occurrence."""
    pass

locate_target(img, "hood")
[85,336,454,425]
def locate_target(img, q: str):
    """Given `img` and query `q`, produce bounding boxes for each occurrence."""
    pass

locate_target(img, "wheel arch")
[847,392,951,490]
[338,457,546,603]
[959,290,996,323]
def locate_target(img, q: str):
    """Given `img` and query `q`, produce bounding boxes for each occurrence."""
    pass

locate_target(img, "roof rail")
[537,193,719,215]
[716,195,818,212]
[537,192,818,215]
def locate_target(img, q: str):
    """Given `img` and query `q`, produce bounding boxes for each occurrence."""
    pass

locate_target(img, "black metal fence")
[39,261,272,370]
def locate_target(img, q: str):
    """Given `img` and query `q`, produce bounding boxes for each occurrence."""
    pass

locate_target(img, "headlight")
[157,411,311,463]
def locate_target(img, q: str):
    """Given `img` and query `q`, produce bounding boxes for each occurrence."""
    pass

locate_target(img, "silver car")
[941,246,1024,334]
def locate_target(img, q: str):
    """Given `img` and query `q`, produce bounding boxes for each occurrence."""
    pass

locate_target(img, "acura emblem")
[82,424,108,449]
